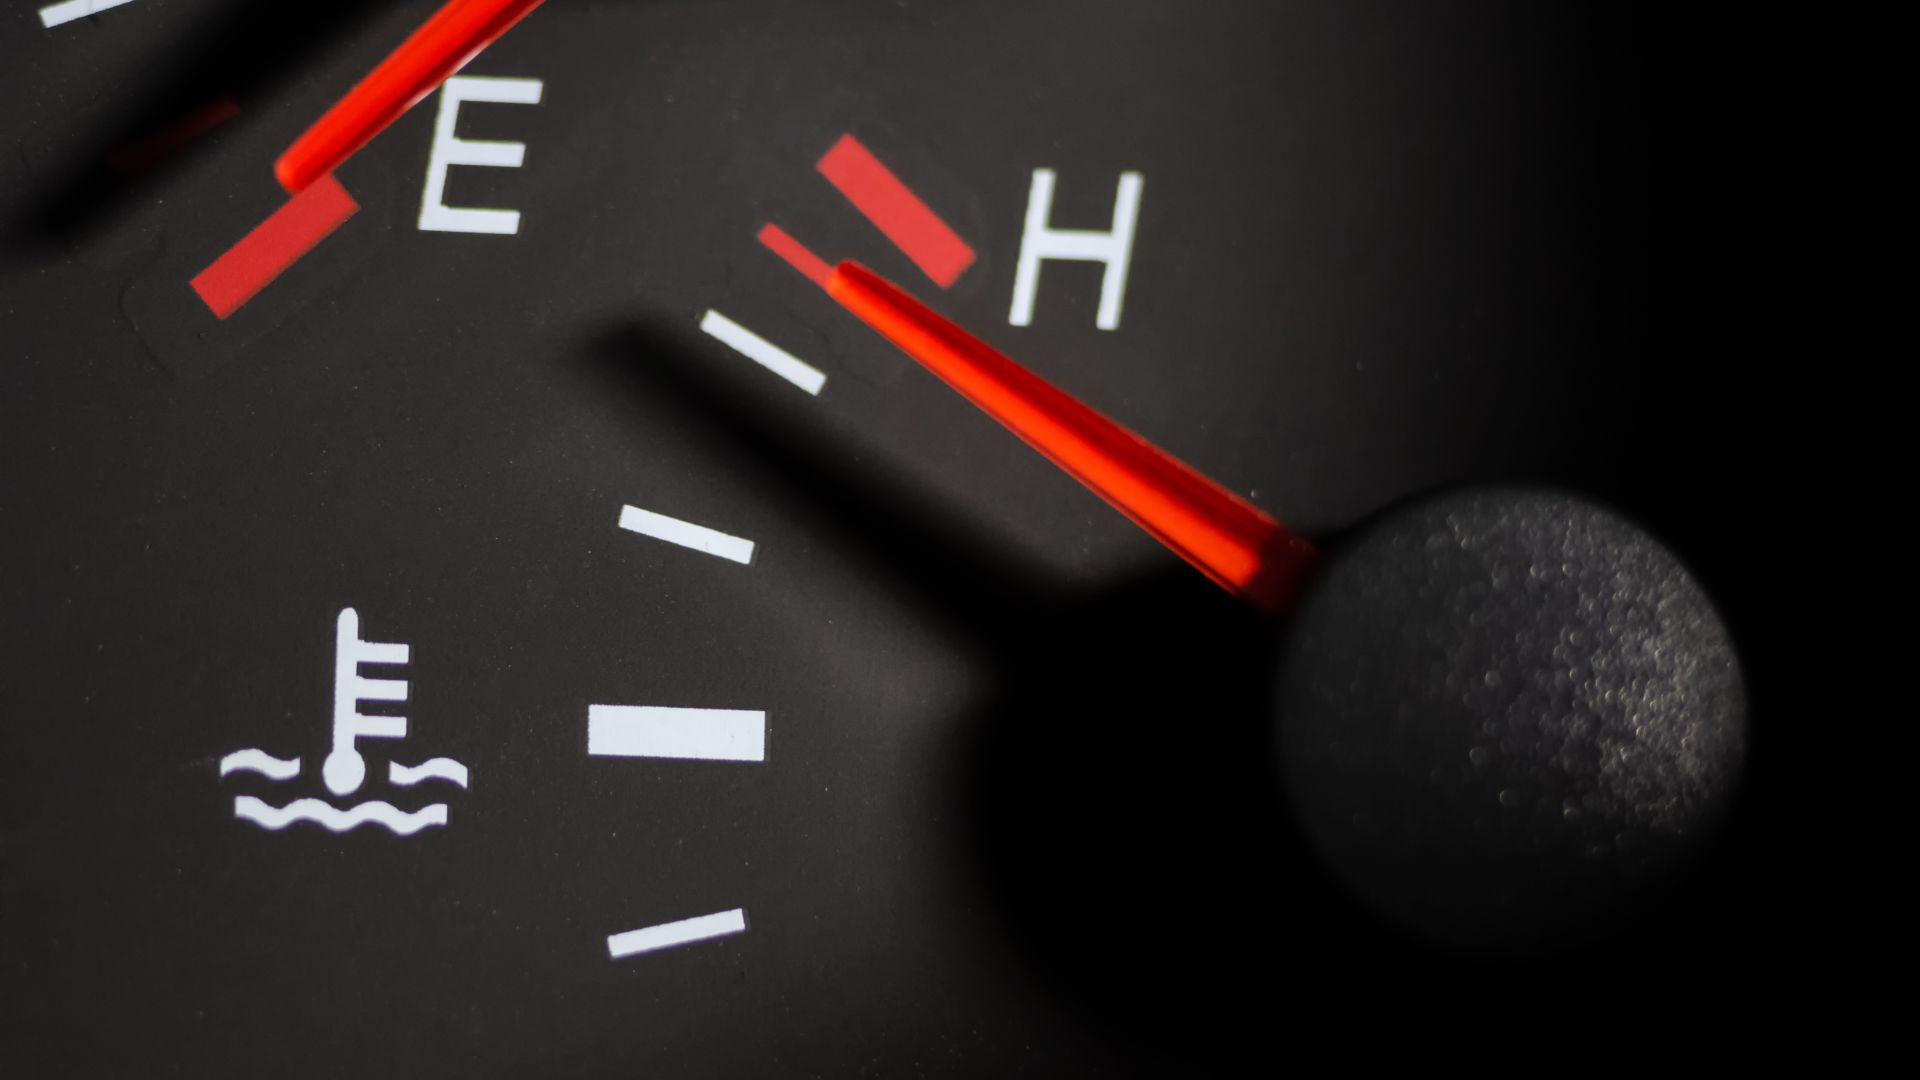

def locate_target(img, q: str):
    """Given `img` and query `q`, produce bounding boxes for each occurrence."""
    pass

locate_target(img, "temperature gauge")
[1,2,1903,1076]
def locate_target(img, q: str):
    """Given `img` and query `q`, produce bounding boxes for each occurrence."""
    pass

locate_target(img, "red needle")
[826,261,1317,613]
[274,0,547,193]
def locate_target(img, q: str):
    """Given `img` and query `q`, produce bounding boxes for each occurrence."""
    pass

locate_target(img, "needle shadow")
[10,0,394,248]
[584,319,1344,1062]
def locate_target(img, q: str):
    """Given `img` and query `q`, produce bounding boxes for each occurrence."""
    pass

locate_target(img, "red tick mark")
[757,223,832,289]
[816,134,975,289]
[190,174,359,320]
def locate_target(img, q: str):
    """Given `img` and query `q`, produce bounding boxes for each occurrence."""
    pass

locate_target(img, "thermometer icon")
[220,606,465,835]
[321,607,411,796]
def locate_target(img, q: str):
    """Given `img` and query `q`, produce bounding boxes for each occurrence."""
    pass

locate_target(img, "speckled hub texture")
[1276,488,1747,952]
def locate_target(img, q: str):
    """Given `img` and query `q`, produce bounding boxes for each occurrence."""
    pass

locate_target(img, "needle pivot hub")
[1275,487,1747,951]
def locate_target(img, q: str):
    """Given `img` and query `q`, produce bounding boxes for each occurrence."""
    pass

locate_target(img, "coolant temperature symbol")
[218,608,469,836]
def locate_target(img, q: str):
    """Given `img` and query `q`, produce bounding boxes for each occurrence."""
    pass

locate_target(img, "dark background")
[2,1,1908,1075]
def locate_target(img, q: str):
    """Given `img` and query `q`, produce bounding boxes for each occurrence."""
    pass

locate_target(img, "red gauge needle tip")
[274,0,547,193]
[826,261,1317,613]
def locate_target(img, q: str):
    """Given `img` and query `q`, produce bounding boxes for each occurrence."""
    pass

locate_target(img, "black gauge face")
[0,2,1902,1076]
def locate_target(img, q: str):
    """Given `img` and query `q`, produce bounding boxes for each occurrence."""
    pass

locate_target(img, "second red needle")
[275,0,548,193]
[826,261,1317,613]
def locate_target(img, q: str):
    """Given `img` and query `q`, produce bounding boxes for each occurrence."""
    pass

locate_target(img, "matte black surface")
[1277,488,1745,950]
[1,2,1906,1076]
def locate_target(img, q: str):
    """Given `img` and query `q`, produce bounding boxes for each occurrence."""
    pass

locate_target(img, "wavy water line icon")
[388,758,469,788]
[219,749,301,780]
[233,796,447,835]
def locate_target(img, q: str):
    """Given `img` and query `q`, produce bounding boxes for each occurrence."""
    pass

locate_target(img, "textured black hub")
[1276,488,1747,951]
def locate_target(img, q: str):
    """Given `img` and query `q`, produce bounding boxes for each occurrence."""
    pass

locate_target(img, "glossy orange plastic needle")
[827,261,1317,612]
[274,0,547,193]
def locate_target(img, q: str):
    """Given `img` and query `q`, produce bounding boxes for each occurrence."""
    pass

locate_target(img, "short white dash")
[618,505,755,564]
[699,309,826,395]
[608,909,747,959]
[40,0,141,29]
[588,705,766,762]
